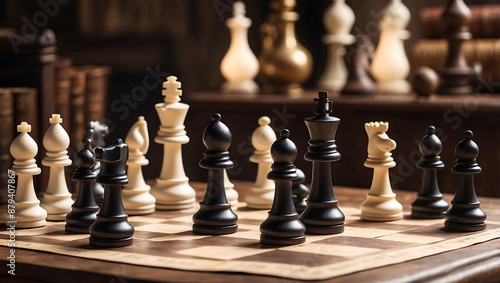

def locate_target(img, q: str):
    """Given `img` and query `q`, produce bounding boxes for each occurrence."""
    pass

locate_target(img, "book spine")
[82,66,111,126]
[0,88,13,204]
[54,57,73,131]
[70,70,87,151]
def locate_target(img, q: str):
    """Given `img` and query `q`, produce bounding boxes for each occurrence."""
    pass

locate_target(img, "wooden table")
[1,181,500,283]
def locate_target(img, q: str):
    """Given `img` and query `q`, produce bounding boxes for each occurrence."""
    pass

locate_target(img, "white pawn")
[361,122,403,221]
[223,170,239,206]
[370,0,411,94]
[318,0,356,92]
[220,1,259,94]
[41,114,73,221]
[151,76,196,210]
[246,116,276,209]
[4,122,47,228]
[122,116,156,215]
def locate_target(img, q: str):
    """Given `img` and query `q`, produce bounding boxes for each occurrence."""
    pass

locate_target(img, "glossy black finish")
[85,121,109,205]
[292,168,309,214]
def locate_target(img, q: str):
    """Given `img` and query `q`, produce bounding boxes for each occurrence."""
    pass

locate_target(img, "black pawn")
[193,113,238,235]
[260,129,306,246]
[299,92,345,234]
[411,126,449,218]
[89,139,134,247]
[445,130,487,232]
[65,139,99,233]
[292,168,309,214]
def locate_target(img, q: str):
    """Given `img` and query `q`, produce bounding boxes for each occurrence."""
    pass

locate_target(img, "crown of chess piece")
[85,121,109,205]
[413,67,440,97]
[151,76,196,210]
[361,121,403,221]
[370,0,411,94]
[65,139,99,233]
[193,113,238,235]
[89,139,134,247]
[258,0,312,95]
[40,114,73,221]
[292,168,309,213]
[318,0,356,92]
[122,116,156,215]
[436,0,475,94]
[341,34,376,95]
[445,130,487,232]
[260,129,306,246]
[299,92,345,234]
[3,122,47,228]
[246,116,277,209]
[220,1,259,94]
[411,126,450,218]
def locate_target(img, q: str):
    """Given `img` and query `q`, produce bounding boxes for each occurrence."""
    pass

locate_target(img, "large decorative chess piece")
[411,126,449,218]
[151,76,196,210]
[299,92,345,234]
[89,139,134,247]
[65,139,99,233]
[318,0,355,92]
[259,0,312,95]
[361,122,403,221]
[40,114,73,221]
[85,121,109,205]
[220,1,259,94]
[436,0,475,94]
[122,116,156,215]
[246,116,276,209]
[260,129,306,246]
[4,122,47,228]
[371,0,411,94]
[341,35,376,95]
[193,114,238,235]
[445,130,486,232]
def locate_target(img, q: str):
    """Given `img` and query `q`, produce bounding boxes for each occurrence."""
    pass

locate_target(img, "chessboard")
[1,182,500,282]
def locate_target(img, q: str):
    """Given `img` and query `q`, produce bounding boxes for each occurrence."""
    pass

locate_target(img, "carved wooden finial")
[162,76,182,103]
[49,114,63,124]
[17,122,31,133]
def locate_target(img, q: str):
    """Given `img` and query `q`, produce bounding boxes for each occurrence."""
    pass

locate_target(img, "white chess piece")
[151,76,196,210]
[318,0,356,92]
[220,1,259,93]
[123,116,156,215]
[40,114,73,221]
[361,122,403,221]
[4,122,47,228]
[246,116,276,209]
[223,170,239,206]
[370,0,411,94]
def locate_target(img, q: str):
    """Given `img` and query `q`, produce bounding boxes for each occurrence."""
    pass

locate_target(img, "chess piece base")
[444,221,486,232]
[192,224,238,235]
[411,196,449,219]
[14,219,46,229]
[225,187,239,207]
[360,194,403,222]
[303,223,344,235]
[151,179,196,211]
[221,80,259,94]
[260,234,305,246]
[155,200,195,210]
[299,200,345,235]
[65,224,90,234]
[377,80,411,94]
[361,211,403,222]
[246,188,274,210]
[89,236,134,247]
[436,67,475,95]
[125,206,156,216]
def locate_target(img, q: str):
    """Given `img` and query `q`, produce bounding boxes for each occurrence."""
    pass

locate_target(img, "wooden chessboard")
[1,182,500,282]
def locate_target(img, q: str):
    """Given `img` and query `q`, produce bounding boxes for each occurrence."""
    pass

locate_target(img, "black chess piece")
[85,121,109,205]
[89,139,134,247]
[411,126,450,218]
[65,139,99,233]
[292,168,309,214]
[299,92,345,234]
[260,129,306,246]
[192,113,238,235]
[445,130,486,232]
[341,35,376,95]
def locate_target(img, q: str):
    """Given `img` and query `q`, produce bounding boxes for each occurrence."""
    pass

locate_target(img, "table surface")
[1,181,500,283]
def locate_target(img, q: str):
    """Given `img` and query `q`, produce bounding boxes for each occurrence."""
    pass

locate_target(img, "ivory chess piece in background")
[151,76,196,210]
[40,114,73,221]
[223,170,239,206]
[123,116,156,215]
[361,121,403,221]
[4,122,47,228]
[246,116,276,209]
[220,1,259,94]
[318,0,355,92]
[371,0,411,94]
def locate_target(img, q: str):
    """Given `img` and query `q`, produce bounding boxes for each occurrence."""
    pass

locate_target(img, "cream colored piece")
[151,76,196,210]
[4,122,47,228]
[370,0,411,94]
[318,0,356,92]
[220,1,259,94]
[223,170,239,206]
[123,116,156,215]
[361,121,402,221]
[246,116,276,209]
[40,115,73,221]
